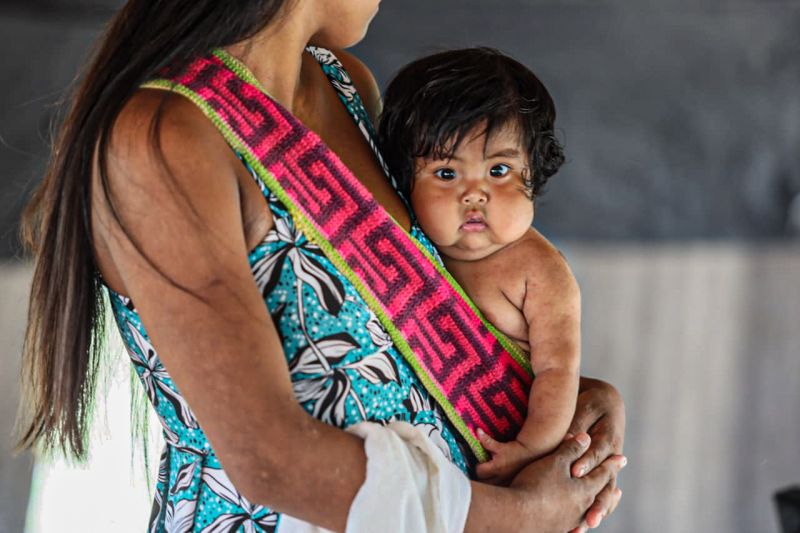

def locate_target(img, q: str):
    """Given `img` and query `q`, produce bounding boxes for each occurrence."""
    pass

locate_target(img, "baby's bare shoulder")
[506,230,580,305]
[505,229,569,272]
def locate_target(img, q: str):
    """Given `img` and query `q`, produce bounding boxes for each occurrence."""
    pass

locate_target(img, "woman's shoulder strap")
[305,46,407,204]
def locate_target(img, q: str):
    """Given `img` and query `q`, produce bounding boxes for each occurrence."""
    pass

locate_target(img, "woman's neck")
[225,4,319,113]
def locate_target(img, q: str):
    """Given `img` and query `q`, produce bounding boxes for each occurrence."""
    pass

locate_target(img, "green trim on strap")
[212,49,271,96]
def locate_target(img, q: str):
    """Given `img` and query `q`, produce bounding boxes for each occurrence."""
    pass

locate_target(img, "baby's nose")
[462,187,488,205]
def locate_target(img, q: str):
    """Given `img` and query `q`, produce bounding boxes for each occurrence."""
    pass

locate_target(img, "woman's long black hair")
[18,0,291,460]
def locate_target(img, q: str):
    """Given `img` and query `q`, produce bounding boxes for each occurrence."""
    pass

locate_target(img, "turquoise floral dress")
[107,47,470,532]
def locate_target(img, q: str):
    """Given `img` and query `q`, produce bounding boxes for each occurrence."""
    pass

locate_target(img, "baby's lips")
[464,210,485,223]
[459,211,488,231]
[460,214,488,231]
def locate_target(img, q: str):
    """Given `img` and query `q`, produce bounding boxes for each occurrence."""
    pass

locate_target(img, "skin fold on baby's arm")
[456,230,582,485]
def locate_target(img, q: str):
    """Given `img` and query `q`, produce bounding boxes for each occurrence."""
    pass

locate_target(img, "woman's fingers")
[608,487,623,516]
[571,424,613,477]
[582,454,627,496]
[572,415,624,478]
[570,378,625,437]
[555,433,592,470]
[583,481,619,528]
[567,459,624,531]
[567,399,602,437]
[569,379,614,435]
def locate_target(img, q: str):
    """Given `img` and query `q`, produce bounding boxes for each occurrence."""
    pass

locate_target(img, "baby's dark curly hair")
[378,47,564,200]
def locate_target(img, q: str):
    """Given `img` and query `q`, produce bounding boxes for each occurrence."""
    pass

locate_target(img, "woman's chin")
[311,19,375,50]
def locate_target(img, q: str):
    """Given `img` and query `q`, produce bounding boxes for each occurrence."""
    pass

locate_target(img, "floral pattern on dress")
[108,47,469,532]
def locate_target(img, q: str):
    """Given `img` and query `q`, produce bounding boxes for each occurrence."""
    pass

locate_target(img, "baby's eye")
[434,168,457,181]
[489,164,511,178]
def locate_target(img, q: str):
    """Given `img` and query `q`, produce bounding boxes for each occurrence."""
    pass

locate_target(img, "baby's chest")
[455,269,530,348]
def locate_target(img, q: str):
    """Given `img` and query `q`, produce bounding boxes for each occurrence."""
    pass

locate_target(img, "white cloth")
[279,421,472,533]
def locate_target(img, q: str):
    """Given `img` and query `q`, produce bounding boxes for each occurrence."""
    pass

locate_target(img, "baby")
[378,48,580,484]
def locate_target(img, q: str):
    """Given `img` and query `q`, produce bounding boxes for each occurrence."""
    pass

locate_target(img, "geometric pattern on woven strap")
[145,51,533,462]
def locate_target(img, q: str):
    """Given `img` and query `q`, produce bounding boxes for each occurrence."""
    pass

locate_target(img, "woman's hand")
[466,433,626,533]
[510,433,626,532]
[567,377,627,532]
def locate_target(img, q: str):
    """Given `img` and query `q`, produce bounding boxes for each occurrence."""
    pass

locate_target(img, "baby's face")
[411,122,534,262]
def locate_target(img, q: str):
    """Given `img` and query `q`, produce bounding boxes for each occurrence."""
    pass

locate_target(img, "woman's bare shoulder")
[95,88,248,293]
[109,89,238,175]
[103,88,246,223]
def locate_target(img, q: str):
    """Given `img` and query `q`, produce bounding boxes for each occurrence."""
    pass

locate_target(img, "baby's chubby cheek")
[496,197,534,236]
[410,186,454,244]
[411,203,454,247]
[509,204,533,237]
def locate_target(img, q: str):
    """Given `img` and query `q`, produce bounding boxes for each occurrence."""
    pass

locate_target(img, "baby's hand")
[475,428,542,486]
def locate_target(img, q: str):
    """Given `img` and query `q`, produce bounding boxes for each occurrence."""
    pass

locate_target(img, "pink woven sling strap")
[144,50,533,462]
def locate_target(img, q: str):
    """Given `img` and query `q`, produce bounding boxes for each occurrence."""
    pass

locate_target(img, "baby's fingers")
[475,457,501,480]
[476,428,503,454]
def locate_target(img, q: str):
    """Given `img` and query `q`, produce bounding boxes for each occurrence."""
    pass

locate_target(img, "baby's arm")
[516,245,581,456]
[476,236,581,484]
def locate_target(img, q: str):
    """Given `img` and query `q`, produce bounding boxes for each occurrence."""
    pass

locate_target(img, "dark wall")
[1,1,798,257]
[352,0,800,241]
[0,8,108,258]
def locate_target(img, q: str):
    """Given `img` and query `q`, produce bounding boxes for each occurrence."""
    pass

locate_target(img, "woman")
[18,1,626,531]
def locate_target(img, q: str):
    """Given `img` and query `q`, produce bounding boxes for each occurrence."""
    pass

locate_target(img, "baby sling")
[143,50,533,463]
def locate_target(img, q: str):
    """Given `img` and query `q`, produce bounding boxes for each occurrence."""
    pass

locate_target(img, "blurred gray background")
[1,0,799,532]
